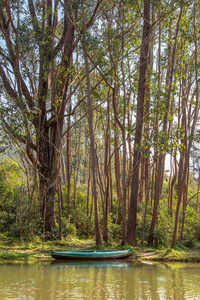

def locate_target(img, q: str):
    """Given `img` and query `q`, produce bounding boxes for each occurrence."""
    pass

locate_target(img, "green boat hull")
[51,248,133,260]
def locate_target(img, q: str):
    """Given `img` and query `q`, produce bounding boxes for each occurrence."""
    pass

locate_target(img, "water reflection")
[0,260,200,299]
[51,260,133,268]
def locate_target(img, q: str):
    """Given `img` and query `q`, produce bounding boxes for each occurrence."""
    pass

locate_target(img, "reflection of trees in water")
[0,262,200,299]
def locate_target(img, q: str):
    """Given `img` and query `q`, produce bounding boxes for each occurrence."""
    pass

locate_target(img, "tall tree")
[171,2,199,246]
[81,3,103,245]
[0,0,101,235]
[148,5,183,245]
[127,0,151,245]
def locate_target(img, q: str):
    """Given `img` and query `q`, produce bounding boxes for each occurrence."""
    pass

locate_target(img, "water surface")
[0,260,200,299]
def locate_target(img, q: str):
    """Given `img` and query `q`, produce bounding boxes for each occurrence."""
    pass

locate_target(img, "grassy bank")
[0,235,200,262]
[0,235,95,261]
[134,247,200,262]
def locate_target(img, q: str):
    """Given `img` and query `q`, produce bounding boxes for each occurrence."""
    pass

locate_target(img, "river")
[0,260,200,299]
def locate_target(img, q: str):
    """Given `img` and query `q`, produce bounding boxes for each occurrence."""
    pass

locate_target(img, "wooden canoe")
[51,248,133,260]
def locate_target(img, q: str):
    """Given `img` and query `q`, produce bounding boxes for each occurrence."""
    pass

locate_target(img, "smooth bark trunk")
[82,6,102,245]
[127,0,151,245]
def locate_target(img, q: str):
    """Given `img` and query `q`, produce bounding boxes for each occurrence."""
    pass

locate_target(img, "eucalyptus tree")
[126,0,151,246]
[148,0,184,246]
[171,1,200,247]
[0,0,103,236]
[83,0,144,243]
[103,0,128,244]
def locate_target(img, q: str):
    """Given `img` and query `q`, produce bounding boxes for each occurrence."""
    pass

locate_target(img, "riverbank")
[0,235,200,262]
[133,248,200,262]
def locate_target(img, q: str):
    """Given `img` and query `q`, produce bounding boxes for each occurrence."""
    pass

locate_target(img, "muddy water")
[0,260,200,299]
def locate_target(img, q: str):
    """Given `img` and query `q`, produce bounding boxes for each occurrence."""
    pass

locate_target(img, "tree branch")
[28,0,40,34]
[1,117,37,151]
[0,63,18,99]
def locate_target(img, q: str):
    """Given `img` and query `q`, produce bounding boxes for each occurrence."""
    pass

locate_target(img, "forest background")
[0,0,200,250]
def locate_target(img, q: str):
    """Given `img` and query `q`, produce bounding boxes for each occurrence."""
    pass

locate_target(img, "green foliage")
[61,218,77,237]
[108,223,122,241]
[0,159,24,233]
[62,184,95,238]
[0,159,42,240]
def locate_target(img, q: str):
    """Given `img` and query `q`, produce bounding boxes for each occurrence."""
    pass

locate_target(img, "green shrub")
[108,223,122,241]
[61,218,77,237]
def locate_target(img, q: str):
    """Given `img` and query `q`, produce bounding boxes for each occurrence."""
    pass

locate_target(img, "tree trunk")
[168,155,177,217]
[73,124,81,209]
[114,118,122,219]
[82,5,102,245]
[148,6,182,246]
[103,93,111,242]
[39,122,63,234]
[180,172,189,240]
[171,4,199,246]
[127,0,151,246]
[141,6,155,244]
[66,104,72,214]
